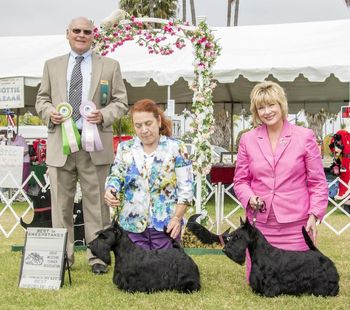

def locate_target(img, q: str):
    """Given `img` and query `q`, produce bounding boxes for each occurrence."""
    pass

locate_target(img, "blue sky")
[0,0,349,36]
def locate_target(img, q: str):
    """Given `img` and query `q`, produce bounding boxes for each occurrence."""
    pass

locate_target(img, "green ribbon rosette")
[57,103,81,155]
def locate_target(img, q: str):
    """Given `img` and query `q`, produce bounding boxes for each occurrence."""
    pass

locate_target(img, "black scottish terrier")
[186,214,231,246]
[88,220,201,293]
[20,188,52,228]
[223,218,339,297]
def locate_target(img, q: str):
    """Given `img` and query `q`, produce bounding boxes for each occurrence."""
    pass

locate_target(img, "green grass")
[1,203,350,309]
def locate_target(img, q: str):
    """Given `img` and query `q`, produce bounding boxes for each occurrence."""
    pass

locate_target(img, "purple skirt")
[127,227,180,250]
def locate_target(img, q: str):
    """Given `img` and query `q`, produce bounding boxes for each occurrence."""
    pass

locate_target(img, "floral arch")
[93,15,221,213]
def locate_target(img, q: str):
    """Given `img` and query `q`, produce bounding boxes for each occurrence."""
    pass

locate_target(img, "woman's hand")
[306,214,318,244]
[104,188,120,208]
[166,216,182,239]
[249,196,261,210]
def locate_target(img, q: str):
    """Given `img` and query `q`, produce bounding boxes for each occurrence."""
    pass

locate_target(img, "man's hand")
[50,111,64,125]
[87,110,103,124]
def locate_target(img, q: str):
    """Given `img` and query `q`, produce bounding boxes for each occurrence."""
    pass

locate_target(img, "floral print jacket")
[105,135,193,233]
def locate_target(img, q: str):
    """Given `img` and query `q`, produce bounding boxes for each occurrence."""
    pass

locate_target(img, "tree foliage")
[113,115,135,135]
[119,0,177,19]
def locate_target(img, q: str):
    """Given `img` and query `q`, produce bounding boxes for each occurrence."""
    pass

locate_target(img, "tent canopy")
[0,19,349,114]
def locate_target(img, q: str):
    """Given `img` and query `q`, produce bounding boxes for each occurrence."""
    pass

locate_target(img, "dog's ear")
[244,217,254,232]
[222,227,231,244]
[94,229,106,237]
[244,217,254,231]
[111,218,117,226]
[223,227,231,235]
[112,218,120,230]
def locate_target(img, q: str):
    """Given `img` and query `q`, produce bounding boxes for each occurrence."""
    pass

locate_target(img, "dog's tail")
[186,214,222,245]
[20,217,29,229]
[302,226,317,251]
[187,214,201,223]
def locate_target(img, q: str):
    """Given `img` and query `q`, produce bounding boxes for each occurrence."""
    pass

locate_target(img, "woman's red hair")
[129,99,172,137]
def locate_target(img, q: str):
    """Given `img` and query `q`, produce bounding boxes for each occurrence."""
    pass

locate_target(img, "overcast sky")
[0,0,349,36]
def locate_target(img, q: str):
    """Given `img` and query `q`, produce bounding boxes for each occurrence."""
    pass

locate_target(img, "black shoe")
[91,263,108,274]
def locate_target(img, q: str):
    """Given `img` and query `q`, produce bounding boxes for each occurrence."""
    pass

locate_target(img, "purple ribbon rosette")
[79,101,103,152]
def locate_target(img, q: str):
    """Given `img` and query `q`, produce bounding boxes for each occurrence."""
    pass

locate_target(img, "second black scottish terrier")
[20,188,52,229]
[223,218,339,297]
[88,220,201,293]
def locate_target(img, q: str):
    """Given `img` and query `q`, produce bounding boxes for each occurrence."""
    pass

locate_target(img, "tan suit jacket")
[36,52,128,167]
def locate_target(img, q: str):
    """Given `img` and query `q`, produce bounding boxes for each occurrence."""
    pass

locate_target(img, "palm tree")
[227,0,233,26]
[182,0,187,22]
[180,0,197,25]
[210,110,231,149]
[189,0,196,25]
[226,0,239,27]
[150,0,155,17]
[233,0,240,26]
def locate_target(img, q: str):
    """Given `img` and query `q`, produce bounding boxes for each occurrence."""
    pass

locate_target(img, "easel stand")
[64,252,72,286]
[19,228,70,290]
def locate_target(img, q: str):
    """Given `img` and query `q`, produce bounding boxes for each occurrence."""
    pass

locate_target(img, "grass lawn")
[0,202,350,309]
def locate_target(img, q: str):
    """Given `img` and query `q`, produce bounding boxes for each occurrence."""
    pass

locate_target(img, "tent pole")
[16,108,19,133]
[231,101,234,162]
[195,173,202,214]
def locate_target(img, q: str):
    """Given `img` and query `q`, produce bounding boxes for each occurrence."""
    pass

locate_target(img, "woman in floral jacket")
[105,99,193,249]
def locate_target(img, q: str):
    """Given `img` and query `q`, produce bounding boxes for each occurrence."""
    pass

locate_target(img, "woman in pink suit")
[233,81,328,279]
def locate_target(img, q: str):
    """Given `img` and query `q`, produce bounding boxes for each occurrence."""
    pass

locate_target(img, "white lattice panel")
[323,177,350,235]
[0,171,48,238]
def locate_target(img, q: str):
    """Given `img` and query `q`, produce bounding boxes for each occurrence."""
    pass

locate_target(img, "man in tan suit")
[36,17,128,274]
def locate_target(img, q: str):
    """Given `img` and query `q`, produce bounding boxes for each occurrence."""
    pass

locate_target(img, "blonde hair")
[250,81,288,126]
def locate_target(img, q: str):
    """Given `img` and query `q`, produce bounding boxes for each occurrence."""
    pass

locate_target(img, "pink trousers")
[246,207,309,281]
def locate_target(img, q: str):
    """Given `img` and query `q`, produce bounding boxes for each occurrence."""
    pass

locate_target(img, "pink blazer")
[234,121,328,223]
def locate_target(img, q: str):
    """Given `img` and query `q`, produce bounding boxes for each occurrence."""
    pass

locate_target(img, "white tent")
[0,19,349,114]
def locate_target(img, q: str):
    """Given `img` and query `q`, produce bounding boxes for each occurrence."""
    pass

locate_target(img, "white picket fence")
[1,171,350,238]
[193,176,350,236]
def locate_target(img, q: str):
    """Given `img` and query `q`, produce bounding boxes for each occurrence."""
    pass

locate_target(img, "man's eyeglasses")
[71,28,92,35]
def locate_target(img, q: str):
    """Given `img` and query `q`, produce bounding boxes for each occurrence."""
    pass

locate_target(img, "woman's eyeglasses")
[71,28,92,35]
